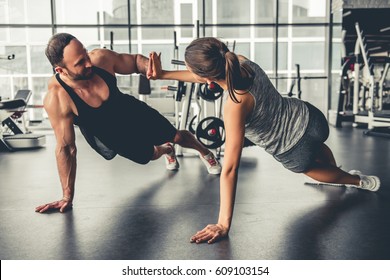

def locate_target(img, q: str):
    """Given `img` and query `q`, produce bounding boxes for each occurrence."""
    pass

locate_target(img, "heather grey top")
[243,59,309,155]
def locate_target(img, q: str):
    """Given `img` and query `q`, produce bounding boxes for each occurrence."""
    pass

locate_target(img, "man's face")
[59,39,93,81]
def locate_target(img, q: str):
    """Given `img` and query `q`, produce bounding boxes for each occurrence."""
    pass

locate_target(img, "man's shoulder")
[45,77,71,110]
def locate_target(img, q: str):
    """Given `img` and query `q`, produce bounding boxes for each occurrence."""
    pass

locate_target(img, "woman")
[147,37,380,244]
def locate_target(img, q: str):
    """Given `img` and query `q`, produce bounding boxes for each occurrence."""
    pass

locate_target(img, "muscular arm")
[36,87,77,213]
[90,48,149,76]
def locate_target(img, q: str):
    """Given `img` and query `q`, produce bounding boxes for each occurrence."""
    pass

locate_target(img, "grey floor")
[0,125,389,260]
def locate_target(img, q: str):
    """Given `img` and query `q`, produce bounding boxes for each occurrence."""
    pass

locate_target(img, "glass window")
[12,77,29,96]
[0,0,51,24]
[2,0,24,24]
[255,0,276,23]
[255,27,274,38]
[141,27,176,40]
[27,28,53,44]
[101,27,130,46]
[56,28,100,43]
[106,0,128,25]
[31,46,52,74]
[292,0,327,23]
[293,26,325,37]
[55,0,122,25]
[217,27,250,39]
[142,44,175,70]
[0,46,27,75]
[217,0,250,24]
[233,42,250,58]
[141,0,174,25]
[277,42,288,71]
[292,42,325,70]
[129,0,137,25]
[1,28,27,44]
[0,78,12,100]
[26,0,52,24]
[332,42,342,70]
[278,0,289,24]
[255,43,273,71]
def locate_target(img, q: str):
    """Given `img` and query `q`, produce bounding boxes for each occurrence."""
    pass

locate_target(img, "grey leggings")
[273,102,329,173]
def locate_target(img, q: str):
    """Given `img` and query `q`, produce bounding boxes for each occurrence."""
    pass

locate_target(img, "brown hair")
[45,33,76,67]
[184,37,254,103]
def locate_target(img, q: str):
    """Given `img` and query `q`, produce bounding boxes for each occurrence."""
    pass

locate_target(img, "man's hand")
[35,199,73,213]
[190,224,229,244]
[147,52,162,80]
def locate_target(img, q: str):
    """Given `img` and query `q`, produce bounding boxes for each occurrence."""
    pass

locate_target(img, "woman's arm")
[190,94,254,244]
[147,52,205,83]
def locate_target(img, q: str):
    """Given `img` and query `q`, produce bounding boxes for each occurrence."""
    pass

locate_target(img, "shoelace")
[207,157,217,166]
[167,155,176,163]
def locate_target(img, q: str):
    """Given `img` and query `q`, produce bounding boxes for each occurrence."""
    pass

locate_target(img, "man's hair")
[45,33,76,67]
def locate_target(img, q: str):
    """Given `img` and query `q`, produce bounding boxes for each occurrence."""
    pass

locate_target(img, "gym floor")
[0,125,389,260]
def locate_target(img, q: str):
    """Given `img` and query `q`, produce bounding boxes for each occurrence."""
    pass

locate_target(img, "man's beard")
[69,67,94,81]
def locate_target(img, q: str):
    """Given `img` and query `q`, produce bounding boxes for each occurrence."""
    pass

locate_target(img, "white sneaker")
[200,152,222,175]
[164,143,179,171]
[347,170,380,192]
[355,175,381,192]
[348,170,362,176]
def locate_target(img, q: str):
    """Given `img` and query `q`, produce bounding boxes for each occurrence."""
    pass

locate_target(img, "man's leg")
[172,130,222,175]
[172,130,209,156]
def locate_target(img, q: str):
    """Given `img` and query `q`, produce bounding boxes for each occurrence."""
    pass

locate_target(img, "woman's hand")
[190,224,229,244]
[35,198,73,213]
[147,51,162,80]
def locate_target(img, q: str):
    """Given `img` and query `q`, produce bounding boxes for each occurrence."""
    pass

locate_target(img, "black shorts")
[273,102,329,173]
[115,96,177,164]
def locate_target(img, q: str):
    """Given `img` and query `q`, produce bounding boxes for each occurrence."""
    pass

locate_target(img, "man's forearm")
[55,144,77,201]
[135,54,149,76]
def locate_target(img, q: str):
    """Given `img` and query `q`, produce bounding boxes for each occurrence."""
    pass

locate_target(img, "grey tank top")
[243,59,309,155]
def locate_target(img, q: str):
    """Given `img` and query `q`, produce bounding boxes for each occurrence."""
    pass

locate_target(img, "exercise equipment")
[0,54,15,60]
[195,117,225,149]
[199,82,223,101]
[0,90,46,151]
[333,9,390,137]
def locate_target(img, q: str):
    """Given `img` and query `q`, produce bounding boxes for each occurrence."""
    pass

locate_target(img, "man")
[35,33,221,213]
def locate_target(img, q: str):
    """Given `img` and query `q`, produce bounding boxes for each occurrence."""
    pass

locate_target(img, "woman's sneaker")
[200,152,222,175]
[165,143,179,171]
[356,175,381,192]
[347,170,380,191]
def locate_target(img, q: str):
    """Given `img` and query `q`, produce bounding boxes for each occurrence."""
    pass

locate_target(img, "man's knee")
[173,130,191,144]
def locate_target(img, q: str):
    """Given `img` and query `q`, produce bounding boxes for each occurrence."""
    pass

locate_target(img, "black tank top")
[55,66,149,159]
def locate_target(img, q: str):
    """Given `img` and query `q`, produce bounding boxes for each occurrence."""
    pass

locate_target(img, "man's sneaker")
[200,152,222,175]
[164,143,179,171]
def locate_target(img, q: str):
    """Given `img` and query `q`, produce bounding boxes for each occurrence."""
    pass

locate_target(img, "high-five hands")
[147,51,162,80]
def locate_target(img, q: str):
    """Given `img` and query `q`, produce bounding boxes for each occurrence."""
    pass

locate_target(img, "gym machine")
[333,9,390,137]
[164,59,226,157]
[0,90,46,151]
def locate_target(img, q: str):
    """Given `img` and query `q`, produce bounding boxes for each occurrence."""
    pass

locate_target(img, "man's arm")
[90,48,149,76]
[35,87,77,213]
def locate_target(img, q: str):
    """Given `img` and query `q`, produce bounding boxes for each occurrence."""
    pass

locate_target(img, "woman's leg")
[304,143,360,185]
